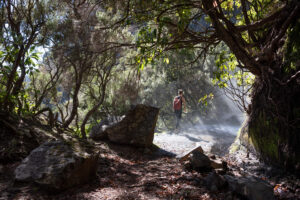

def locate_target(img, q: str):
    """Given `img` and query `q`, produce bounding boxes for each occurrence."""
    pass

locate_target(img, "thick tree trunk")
[201,0,300,173]
[248,75,300,173]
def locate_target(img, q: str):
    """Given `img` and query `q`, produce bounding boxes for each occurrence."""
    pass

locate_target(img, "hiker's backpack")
[173,96,182,110]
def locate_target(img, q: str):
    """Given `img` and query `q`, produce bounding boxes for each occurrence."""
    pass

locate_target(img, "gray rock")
[180,146,227,171]
[224,175,275,200]
[89,116,124,140]
[179,146,204,162]
[189,150,212,170]
[14,141,98,190]
[91,104,159,147]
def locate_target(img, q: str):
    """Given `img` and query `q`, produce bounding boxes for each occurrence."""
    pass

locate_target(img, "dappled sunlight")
[1,0,299,199]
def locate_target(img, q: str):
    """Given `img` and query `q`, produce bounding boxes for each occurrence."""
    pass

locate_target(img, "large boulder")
[224,175,275,200]
[14,141,98,191]
[89,116,124,140]
[90,104,159,147]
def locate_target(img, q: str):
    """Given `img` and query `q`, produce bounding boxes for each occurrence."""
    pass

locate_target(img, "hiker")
[173,89,186,130]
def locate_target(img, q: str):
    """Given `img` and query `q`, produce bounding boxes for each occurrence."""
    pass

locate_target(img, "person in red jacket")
[173,89,186,130]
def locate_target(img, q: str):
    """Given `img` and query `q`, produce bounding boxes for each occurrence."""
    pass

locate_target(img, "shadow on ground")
[1,141,229,200]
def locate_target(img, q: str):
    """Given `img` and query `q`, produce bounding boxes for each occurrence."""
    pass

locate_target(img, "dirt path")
[153,124,239,157]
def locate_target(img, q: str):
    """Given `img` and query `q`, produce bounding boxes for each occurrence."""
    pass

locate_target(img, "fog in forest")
[153,86,246,157]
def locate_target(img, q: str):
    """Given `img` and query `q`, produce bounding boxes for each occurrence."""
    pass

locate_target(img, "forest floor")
[1,140,300,200]
[1,124,300,200]
[1,141,233,200]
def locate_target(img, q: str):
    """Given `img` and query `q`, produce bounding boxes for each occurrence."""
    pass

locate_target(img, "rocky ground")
[0,141,231,200]
[154,127,300,200]
[1,140,299,200]
[225,150,300,200]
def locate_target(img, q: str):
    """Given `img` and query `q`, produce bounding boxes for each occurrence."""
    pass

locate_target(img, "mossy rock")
[248,107,300,173]
[229,116,255,154]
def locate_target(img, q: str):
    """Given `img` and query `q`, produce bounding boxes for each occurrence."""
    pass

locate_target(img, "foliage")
[0,0,59,113]
[102,0,299,116]
[212,45,254,111]
[105,0,300,76]
[283,18,300,73]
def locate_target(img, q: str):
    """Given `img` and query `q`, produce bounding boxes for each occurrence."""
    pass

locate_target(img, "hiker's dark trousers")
[174,109,182,129]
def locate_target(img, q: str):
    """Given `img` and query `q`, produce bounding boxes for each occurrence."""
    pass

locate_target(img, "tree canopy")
[103,0,299,77]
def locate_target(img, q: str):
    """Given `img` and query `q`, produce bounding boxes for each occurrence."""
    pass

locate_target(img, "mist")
[153,88,245,157]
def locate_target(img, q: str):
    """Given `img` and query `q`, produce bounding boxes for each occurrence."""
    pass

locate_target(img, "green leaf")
[164,58,169,64]
[30,45,36,52]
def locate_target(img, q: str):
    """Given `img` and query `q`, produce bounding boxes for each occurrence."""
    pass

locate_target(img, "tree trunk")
[62,85,80,129]
[247,74,300,173]
[80,80,108,139]
[62,66,83,129]
[80,100,103,139]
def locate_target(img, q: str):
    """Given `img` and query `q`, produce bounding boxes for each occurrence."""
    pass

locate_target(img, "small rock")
[189,151,212,171]
[179,146,204,162]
